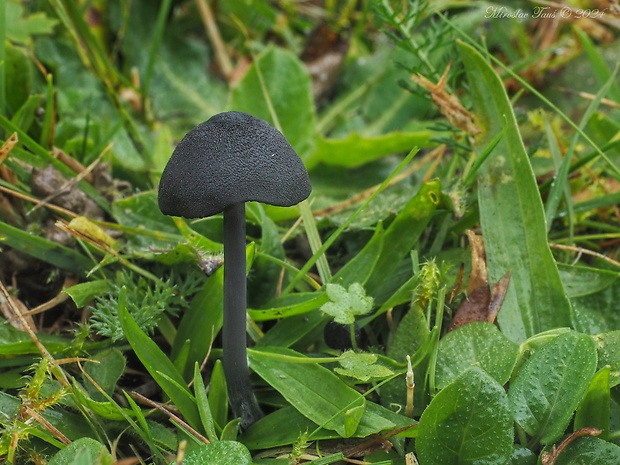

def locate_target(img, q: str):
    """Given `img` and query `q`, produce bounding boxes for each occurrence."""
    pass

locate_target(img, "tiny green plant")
[1,1,619,464]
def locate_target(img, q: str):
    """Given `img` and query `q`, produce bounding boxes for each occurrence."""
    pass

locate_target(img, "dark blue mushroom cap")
[158,111,312,218]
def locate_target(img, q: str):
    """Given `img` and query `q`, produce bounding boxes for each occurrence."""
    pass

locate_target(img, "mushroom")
[158,111,311,428]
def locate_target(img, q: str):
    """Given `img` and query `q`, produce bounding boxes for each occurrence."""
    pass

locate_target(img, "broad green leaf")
[416,367,513,465]
[5,42,33,114]
[174,441,252,465]
[230,46,315,159]
[248,347,365,437]
[82,348,126,401]
[436,322,519,390]
[47,438,112,465]
[118,287,202,430]
[509,445,536,465]
[309,131,434,168]
[321,283,374,325]
[63,280,111,308]
[593,331,620,388]
[0,321,70,355]
[220,418,241,441]
[366,180,442,295]
[559,265,620,334]
[240,402,412,450]
[458,41,572,342]
[553,436,620,465]
[508,331,597,445]
[574,366,610,440]
[0,221,92,274]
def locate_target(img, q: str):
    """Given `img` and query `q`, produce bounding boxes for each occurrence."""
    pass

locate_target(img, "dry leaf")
[0,285,36,331]
[450,230,511,330]
[412,63,481,135]
[301,23,350,101]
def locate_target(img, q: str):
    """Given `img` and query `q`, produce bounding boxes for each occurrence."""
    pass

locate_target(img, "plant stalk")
[223,203,262,429]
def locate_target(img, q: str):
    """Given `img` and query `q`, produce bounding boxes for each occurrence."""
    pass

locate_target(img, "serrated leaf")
[334,351,394,382]
[321,283,373,325]
[6,1,58,44]
[416,367,513,465]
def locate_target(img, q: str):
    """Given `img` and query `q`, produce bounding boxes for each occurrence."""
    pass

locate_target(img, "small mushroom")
[158,111,311,428]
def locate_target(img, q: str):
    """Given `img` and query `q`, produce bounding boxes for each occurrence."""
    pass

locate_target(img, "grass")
[0,1,619,464]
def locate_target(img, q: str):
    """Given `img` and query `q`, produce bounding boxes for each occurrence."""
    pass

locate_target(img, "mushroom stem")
[222,202,263,428]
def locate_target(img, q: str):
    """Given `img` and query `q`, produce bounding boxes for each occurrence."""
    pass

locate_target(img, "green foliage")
[89,269,202,341]
[5,0,58,45]
[508,331,598,445]
[334,351,394,382]
[176,441,252,465]
[435,322,519,390]
[2,0,620,463]
[416,367,514,465]
[320,282,373,325]
[47,438,113,465]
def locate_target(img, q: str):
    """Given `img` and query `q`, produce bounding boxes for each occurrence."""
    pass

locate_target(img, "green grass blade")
[442,14,620,178]
[545,66,618,237]
[0,220,93,273]
[365,180,441,295]
[0,0,5,117]
[142,0,174,109]
[299,200,332,283]
[39,74,55,148]
[118,287,202,431]
[193,363,218,442]
[458,41,572,342]
[574,27,620,102]
[543,117,574,242]
[283,147,419,295]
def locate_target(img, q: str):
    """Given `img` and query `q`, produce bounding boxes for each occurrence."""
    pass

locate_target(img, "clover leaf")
[321,283,373,325]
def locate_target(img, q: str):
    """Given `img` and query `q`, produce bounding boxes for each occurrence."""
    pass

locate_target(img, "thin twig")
[131,391,210,444]
[28,143,112,215]
[549,243,620,268]
[0,281,69,387]
[313,146,445,218]
[0,184,77,217]
[195,0,233,78]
